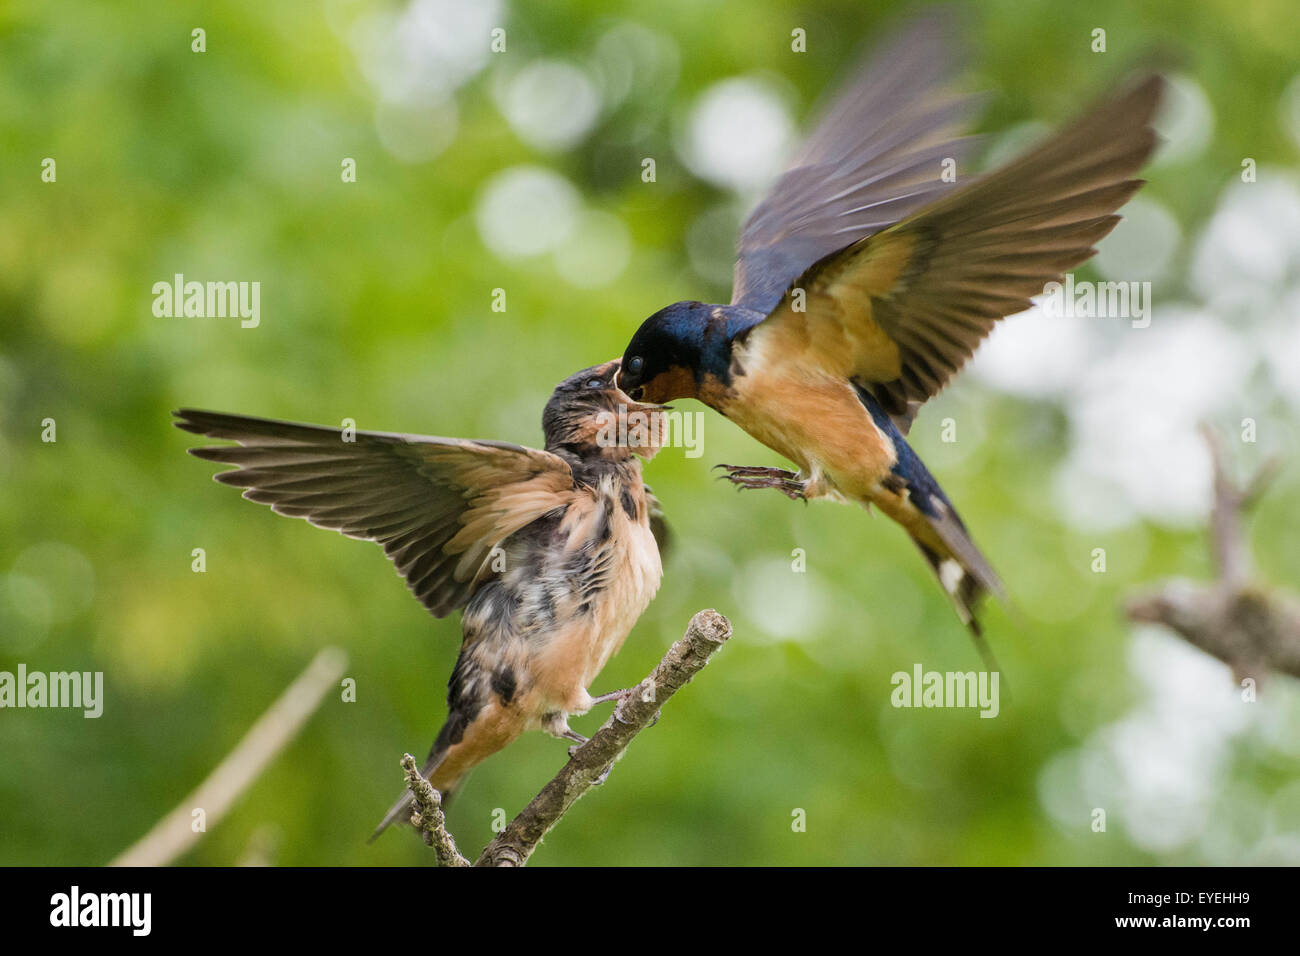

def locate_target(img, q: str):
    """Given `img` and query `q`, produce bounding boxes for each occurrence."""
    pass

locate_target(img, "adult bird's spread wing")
[746,73,1164,431]
[731,9,983,314]
[174,409,578,618]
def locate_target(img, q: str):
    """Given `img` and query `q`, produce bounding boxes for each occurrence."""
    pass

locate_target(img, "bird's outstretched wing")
[731,8,983,314]
[174,409,578,618]
[744,73,1164,431]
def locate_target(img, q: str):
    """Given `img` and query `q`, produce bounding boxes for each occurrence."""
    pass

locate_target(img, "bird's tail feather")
[367,742,462,844]
[910,530,1003,676]
[853,382,1006,668]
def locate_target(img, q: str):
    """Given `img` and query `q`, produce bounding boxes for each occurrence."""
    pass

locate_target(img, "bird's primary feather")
[733,9,983,315]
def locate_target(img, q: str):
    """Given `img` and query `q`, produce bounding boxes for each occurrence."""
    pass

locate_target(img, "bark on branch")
[476,608,731,866]
[1125,426,1299,680]
[402,753,470,866]
[400,608,732,867]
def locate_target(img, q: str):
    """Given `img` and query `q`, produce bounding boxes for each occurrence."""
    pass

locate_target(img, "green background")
[2,0,1299,865]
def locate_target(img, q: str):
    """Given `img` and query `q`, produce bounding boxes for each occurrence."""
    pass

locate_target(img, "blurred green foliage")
[2,0,1299,866]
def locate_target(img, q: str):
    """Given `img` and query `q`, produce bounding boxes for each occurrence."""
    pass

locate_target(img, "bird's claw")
[589,687,635,706]
[591,686,639,725]
[591,684,657,724]
[715,463,807,500]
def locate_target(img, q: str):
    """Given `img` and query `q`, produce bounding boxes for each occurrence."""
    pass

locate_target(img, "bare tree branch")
[1201,423,1280,587]
[1126,427,1299,681]
[461,608,733,867]
[402,753,470,867]
[111,647,348,866]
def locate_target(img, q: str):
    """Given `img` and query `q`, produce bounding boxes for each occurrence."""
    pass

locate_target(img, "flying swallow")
[617,14,1164,642]
[174,360,668,838]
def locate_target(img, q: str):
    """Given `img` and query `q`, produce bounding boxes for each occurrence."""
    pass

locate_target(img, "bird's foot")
[559,724,614,783]
[714,463,807,500]
[589,684,660,725]
[589,687,635,706]
[589,686,641,725]
[561,729,588,757]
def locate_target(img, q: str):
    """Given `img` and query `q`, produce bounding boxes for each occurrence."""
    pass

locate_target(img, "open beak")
[616,387,672,414]
[613,364,669,411]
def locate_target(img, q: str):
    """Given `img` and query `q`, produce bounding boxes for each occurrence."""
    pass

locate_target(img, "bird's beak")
[616,387,672,414]
[612,364,668,411]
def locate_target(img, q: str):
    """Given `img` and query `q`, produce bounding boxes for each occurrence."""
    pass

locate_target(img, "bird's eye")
[627,356,644,375]
[586,378,605,389]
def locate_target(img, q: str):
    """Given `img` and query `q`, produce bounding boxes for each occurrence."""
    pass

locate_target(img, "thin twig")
[473,608,732,867]
[110,647,348,867]
[1127,427,1299,680]
[402,753,470,867]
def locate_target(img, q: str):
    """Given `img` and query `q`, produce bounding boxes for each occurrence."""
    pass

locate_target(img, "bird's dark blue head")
[619,301,753,405]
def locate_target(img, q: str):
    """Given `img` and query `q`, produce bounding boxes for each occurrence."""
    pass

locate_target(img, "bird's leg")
[583,687,659,785]
[588,687,635,706]
[714,463,807,500]
[543,711,589,753]
[588,686,640,726]
[548,719,615,780]
[589,684,660,729]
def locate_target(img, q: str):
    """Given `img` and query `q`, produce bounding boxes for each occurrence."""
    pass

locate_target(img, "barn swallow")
[618,14,1164,642]
[173,360,669,839]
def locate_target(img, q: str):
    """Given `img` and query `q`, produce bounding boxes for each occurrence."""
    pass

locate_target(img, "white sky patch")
[350,0,504,105]
[1101,631,1248,853]
[1053,308,1252,529]
[1094,197,1182,283]
[973,173,1293,530]
[968,305,1096,399]
[679,77,794,192]
[1039,630,1259,855]
[1264,286,1300,413]
[474,166,580,259]
[1151,74,1214,166]
[553,210,632,288]
[1190,175,1300,308]
[495,59,601,152]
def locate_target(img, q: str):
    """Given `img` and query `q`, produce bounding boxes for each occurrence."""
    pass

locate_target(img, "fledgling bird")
[173,360,668,839]
[617,13,1164,643]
